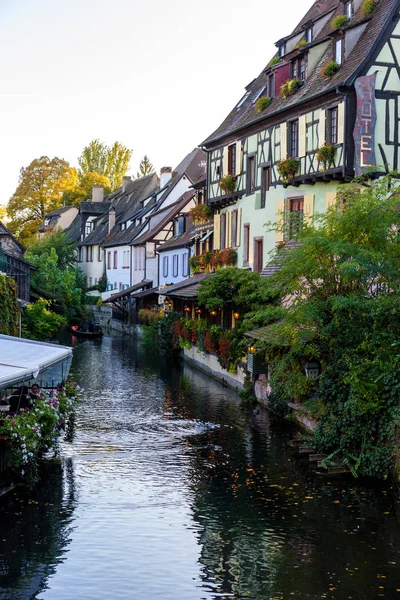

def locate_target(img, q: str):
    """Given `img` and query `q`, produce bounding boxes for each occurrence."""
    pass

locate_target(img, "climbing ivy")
[0,274,18,336]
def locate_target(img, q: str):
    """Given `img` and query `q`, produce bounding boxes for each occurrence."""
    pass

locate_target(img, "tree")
[62,171,112,206]
[136,155,154,178]
[7,156,77,244]
[78,139,132,190]
[0,205,6,221]
[254,176,400,478]
[26,230,77,270]
[22,298,66,341]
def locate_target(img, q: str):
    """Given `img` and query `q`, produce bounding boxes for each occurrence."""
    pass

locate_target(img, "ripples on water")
[0,335,400,599]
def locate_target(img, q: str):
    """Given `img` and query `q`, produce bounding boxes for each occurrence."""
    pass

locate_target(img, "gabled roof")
[131,191,195,246]
[43,206,75,218]
[162,273,212,298]
[64,214,81,243]
[0,221,25,253]
[202,0,398,147]
[78,174,160,248]
[261,239,300,277]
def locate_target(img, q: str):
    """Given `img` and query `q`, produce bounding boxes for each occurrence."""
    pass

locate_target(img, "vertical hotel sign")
[353,73,377,176]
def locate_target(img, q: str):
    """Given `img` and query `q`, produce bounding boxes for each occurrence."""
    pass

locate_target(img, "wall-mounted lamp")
[233,311,240,320]
[195,306,202,314]
[247,345,257,354]
[210,310,217,316]
[184,305,190,312]
[305,361,319,378]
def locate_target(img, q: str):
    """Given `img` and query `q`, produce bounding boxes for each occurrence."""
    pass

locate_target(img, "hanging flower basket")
[219,174,236,194]
[316,144,336,170]
[189,204,213,224]
[277,157,300,183]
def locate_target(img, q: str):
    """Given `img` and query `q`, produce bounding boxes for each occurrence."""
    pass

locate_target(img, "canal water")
[0,335,400,599]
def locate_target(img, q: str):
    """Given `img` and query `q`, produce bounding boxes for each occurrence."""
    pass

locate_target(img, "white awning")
[0,335,73,388]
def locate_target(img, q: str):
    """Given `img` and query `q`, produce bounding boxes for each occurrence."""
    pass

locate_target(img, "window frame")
[113,250,117,269]
[288,197,304,238]
[227,144,236,175]
[327,106,338,145]
[172,254,179,277]
[247,155,255,195]
[107,251,111,270]
[261,167,271,209]
[335,38,343,65]
[162,256,169,278]
[289,120,299,158]
[243,223,250,265]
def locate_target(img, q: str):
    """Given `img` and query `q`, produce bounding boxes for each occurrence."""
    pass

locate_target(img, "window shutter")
[276,198,285,242]
[236,141,243,175]
[222,147,229,177]
[236,207,242,248]
[318,109,326,146]
[226,211,232,247]
[299,115,306,157]
[214,214,221,250]
[304,194,315,223]
[337,102,345,145]
[325,191,337,210]
[280,124,287,159]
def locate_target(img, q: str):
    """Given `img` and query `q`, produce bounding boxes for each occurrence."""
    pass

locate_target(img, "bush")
[322,60,340,78]
[0,275,18,336]
[362,0,378,16]
[255,96,272,113]
[332,15,349,29]
[294,39,307,49]
[280,78,302,98]
[22,298,66,341]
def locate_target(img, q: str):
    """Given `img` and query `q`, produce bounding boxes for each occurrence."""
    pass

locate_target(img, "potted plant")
[316,144,337,170]
[255,96,272,113]
[280,78,303,98]
[362,0,378,16]
[277,157,300,183]
[219,174,236,194]
[322,60,340,78]
[189,204,213,224]
[189,254,202,273]
[332,15,349,29]
[199,251,212,273]
[210,250,224,270]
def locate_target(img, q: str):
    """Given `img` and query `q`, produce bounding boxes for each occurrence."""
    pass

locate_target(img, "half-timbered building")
[202,0,400,272]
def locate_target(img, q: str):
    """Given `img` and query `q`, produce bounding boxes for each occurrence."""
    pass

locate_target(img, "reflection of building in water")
[0,458,76,599]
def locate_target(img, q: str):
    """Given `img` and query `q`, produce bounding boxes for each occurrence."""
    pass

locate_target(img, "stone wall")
[183,346,246,391]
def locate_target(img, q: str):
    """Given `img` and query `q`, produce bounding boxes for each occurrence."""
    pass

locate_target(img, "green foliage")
[294,38,307,49]
[22,298,65,340]
[136,155,155,178]
[322,60,340,78]
[362,0,378,16]
[29,247,84,323]
[219,174,236,194]
[139,309,180,354]
[255,96,272,113]
[78,139,133,190]
[0,383,81,485]
[62,171,111,206]
[332,15,349,29]
[7,156,77,244]
[280,78,302,99]
[316,144,337,170]
[258,176,400,478]
[0,275,18,336]
[268,56,281,67]
[26,230,77,270]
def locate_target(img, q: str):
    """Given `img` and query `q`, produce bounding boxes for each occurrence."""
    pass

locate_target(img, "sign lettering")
[353,74,377,176]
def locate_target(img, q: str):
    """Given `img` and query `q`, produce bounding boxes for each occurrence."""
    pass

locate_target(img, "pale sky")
[0,0,309,205]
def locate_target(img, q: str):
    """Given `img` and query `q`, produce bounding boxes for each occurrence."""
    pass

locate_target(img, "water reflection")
[1,335,400,600]
[0,459,76,599]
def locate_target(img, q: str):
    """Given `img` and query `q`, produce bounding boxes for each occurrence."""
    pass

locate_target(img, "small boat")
[71,323,103,338]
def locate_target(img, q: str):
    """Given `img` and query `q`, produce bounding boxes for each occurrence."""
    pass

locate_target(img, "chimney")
[160,166,172,189]
[108,207,116,233]
[122,175,131,192]
[92,185,104,202]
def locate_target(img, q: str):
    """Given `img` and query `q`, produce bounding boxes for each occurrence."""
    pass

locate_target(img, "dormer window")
[345,1,352,18]
[306,27,313,43]
[335,38,343,65]
[236,91,251,109]
[268,73,275,98]
[291,56,307,84]
[278,43,286,58]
